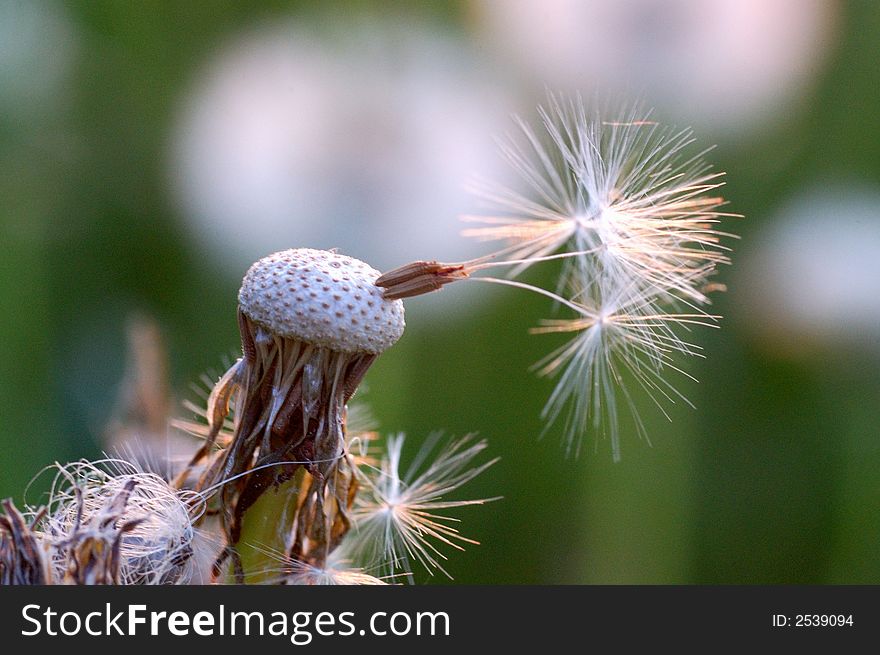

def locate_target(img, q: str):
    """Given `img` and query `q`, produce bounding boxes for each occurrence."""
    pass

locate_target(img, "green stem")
[232,468,304,584]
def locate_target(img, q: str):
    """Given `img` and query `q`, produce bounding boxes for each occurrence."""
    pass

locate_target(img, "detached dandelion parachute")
[465,95,733,304]
[531,275,719,460]
[379,94,737,460]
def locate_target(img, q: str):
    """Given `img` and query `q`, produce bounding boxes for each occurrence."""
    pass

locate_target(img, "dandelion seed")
[340,433,499,579]
[524,274,719,461]
[464,94,735,304]
[180,248,406,582]
[378,94,737,461]
[36,459,199,584]
[229,539,391,585]
[283,556,388,586]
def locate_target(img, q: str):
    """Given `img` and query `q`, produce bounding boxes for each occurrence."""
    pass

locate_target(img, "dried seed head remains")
[183,248,405,579]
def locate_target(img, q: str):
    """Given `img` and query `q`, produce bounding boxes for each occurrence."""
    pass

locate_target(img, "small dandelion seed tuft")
[338,433,499,580]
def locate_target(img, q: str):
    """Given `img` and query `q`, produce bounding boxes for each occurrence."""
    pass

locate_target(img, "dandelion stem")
[232,467,305,584]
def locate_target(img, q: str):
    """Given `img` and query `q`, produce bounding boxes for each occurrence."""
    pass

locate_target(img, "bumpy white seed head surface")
[238,248,405,354]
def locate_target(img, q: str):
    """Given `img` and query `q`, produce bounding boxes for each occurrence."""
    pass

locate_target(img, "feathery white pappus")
[455,94,737,460]
[465,94,733,303]
[338,433,499,579]
[36,459,200,585]
[283,557,388,586]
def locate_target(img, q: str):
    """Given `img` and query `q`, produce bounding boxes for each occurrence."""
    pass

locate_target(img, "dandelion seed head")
[473,0,837,133]
[37,459,198,584]
[739,183,880,355]
[239,248,405,354]
[179,248,409,579]
[339,433,498,579]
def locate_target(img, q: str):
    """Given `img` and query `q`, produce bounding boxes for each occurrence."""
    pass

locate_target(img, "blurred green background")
[2,0,879,583]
